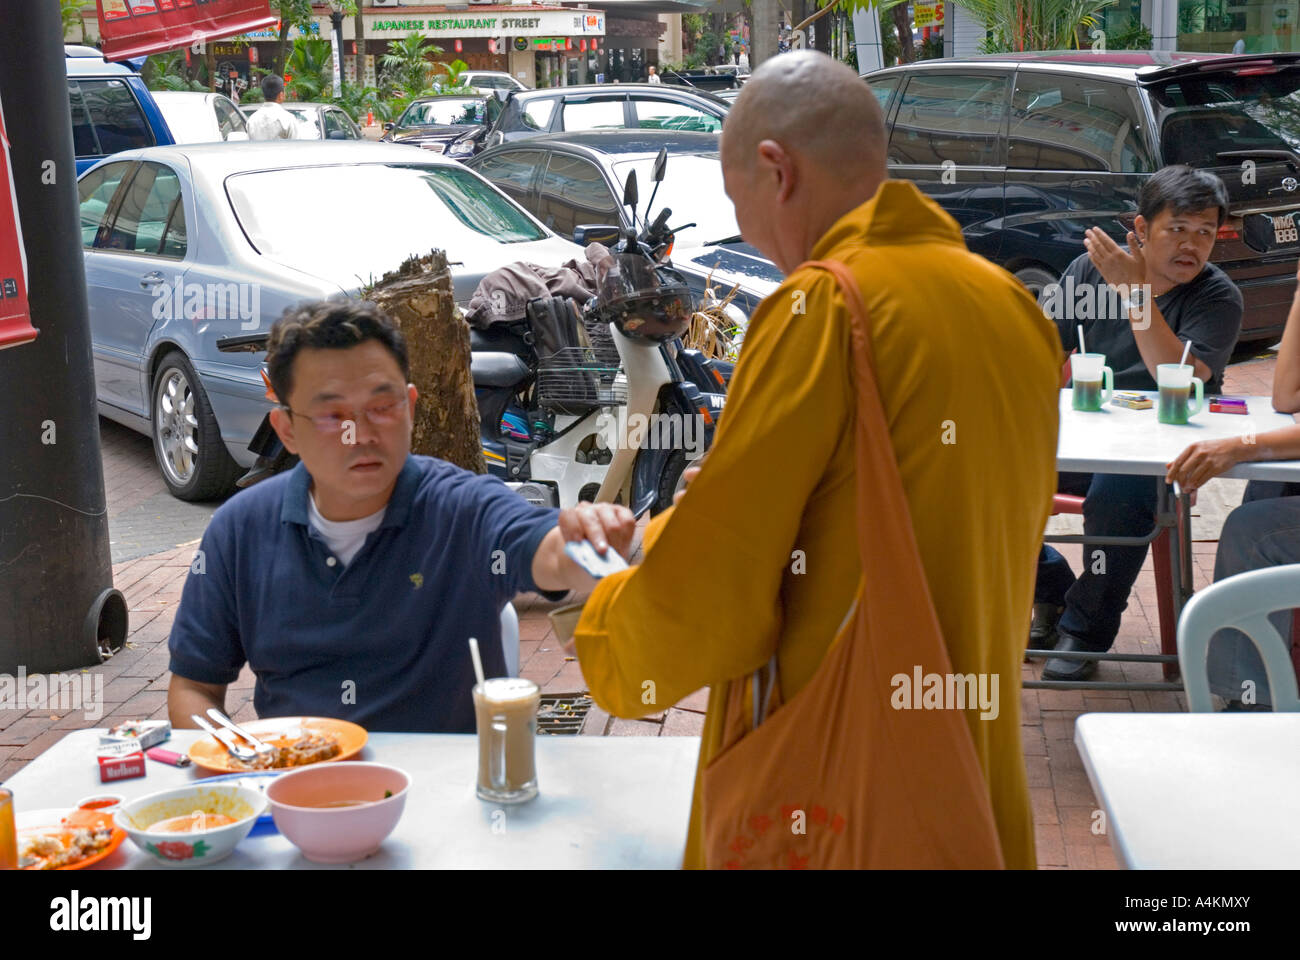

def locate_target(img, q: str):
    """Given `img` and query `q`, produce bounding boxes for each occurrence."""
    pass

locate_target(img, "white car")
[461,70,528,93]
[151,91,250,143]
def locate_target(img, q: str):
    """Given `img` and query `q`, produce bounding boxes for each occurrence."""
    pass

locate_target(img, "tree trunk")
[892,5,915,63]
[274,21,292,79]
[354,10,366,87]
[365,251,484,474]
[751,0,780,67]
[813,2,831,53]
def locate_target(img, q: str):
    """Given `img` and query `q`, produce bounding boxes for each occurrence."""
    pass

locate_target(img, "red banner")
[0,93,36,351]
[98,0,277,62]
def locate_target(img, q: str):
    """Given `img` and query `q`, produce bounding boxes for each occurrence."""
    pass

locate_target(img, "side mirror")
[327,130,348,140]
[652,147,667,183]
[384,121,395,131]
[622,169,638,209]
[573,224,621,246]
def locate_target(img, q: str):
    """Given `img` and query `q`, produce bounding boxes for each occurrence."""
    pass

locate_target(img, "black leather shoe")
[1041,632,1105,682]
[1029,602,1065,650]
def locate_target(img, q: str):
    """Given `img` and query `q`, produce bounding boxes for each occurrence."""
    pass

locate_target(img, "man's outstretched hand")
[1084,226,1146,290]
[558,501,636,559]
[532,501,637,594]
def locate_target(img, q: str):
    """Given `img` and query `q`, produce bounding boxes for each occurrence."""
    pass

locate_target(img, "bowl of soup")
[266,762,410,863]
[114,784,266,867]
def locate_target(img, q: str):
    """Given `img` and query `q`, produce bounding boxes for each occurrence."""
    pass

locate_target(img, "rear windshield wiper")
[702,234,743,246]
[1215,149,1300,170]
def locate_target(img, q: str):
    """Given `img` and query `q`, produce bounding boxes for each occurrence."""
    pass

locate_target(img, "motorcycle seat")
[471,351,531,388]
[470,324,530,357]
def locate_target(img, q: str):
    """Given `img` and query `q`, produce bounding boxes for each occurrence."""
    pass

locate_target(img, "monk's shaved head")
[721,50,887,184]
[718,51,889,273]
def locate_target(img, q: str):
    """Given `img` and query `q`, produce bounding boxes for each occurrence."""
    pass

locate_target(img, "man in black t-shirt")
[1036,166,1244,681]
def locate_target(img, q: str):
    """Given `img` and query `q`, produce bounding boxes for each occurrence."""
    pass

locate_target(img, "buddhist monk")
[571,51,1060,868]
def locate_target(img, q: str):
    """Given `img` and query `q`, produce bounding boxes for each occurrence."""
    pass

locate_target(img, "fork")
[191,714,259,765]
[206,708,276,763]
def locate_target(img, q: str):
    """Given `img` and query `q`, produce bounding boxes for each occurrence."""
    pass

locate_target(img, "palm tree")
[286,37,334,102]
[60,0,86,41]
[958,0,1119,51]
[379,33,444,98]
[142,51,207,92]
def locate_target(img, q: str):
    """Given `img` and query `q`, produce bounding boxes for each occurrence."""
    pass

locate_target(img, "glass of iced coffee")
[473,678,540,804]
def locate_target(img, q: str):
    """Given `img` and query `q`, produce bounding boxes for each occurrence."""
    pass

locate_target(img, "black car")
[467,129,782,321]
[484,84,729,150]
[864,51,1300,343]
[381,94,503,160]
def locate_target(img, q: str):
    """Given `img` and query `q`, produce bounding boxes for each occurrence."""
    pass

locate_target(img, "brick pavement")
[0,351,1286,869]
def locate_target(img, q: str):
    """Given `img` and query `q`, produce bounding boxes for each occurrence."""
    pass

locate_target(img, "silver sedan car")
[78,140,580,500]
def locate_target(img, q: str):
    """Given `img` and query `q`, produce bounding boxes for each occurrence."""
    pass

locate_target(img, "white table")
[1033,391,1300,690]
[1075,712,1300,868]
[1056,389,1300,481]
[4,730,699,869]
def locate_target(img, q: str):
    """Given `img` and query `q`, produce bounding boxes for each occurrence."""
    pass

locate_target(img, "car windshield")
[1149,72,1300,167]
[400,98,487,126]
[227,163,546,288]
[610,154,737,249]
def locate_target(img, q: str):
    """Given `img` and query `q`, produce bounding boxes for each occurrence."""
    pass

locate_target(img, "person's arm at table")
[1273,268,1300,414]
[168,676,228,729]
[1166,424,1300,490]
[571,271,852,717]
[166,519,247,727]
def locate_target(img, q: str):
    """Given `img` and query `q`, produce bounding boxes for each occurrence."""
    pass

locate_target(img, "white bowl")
[114,783,266,867]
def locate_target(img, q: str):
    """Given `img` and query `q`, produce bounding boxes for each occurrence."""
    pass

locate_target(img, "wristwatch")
[1121,286,1147,315]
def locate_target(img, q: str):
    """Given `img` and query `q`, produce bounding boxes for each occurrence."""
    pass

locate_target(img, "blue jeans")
[1206,481,1300,707]
[1036,472,1160,650]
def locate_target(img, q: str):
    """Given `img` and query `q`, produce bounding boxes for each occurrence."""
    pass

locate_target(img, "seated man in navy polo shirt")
[167,300,634,732]
[1035,165,1243,682]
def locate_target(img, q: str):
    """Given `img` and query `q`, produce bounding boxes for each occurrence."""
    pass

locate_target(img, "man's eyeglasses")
[282,398,406,435]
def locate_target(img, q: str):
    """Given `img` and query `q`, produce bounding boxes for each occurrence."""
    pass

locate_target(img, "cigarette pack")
[99,719,170,751]
[96,741,146,783]
[1209,396,1249,414]
[1112,392,1153,410]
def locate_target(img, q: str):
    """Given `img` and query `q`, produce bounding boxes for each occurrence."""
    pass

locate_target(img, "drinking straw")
[1077,324,1086,356]
[468,637,485,689]
[1179,339,1191,368]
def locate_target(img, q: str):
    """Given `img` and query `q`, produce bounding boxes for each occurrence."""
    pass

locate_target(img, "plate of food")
[16,807,128,870]
[187,717,367,774]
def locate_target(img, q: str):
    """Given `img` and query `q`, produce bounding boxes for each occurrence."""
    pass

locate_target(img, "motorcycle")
[471,150,730,515]
[217,150,735,507]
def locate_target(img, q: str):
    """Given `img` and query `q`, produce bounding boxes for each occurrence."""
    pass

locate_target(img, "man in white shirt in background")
[247,74,298,140]
[647,65,661,84]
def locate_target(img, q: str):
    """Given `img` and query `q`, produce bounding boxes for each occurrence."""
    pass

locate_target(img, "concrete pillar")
[659,13,683,64]
[853,5,885,72]
[1149,0,1178,50]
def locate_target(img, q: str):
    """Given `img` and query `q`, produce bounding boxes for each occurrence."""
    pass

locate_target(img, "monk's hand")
[1084,226,1146,291]
[1166,438,1243,491]
[557,501,636,562]
[673,466,702,505]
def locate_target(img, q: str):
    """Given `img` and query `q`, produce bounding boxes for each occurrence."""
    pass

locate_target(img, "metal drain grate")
[537,693,594,735]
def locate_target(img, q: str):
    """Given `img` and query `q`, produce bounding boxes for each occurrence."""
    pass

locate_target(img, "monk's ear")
[756,139,796,205]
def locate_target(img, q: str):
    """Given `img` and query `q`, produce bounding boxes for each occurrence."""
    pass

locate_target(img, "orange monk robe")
[574,180,1061,869]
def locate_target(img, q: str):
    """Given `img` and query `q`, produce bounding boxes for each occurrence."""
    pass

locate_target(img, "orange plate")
[187,716,368,774]
[17,809,127,870]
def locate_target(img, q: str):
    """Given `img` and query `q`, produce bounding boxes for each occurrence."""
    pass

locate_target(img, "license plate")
[1275,213,1298,245]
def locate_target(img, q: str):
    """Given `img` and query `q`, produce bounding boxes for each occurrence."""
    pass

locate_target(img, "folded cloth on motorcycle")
[464,242,614,329]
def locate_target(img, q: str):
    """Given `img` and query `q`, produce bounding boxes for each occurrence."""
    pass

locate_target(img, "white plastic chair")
[1177,565,1300,712]
[500,602,520,677]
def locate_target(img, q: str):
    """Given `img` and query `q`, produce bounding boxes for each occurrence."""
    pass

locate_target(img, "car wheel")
[1013,266,1059,302]
[151,350,240,501]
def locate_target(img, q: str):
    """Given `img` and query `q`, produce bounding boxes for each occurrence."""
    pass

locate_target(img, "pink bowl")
[266,762,410,864]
